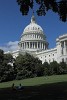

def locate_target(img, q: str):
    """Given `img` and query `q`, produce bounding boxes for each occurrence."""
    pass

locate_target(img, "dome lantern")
[31,15,36,23]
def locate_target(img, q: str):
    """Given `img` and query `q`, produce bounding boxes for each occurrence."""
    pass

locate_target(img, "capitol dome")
[19,15,49,52]
[23,15,43,34]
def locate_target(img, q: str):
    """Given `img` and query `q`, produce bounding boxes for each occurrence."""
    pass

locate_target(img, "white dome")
[19,15,49,52]
[23,15,43,34]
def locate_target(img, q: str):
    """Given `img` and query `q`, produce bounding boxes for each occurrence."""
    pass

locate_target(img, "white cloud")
[0,41,19,52]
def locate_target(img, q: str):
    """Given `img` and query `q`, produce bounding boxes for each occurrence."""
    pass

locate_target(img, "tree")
[0,49,4,64]
[59,62,67,74]
[3,53,14,65]
[0,50,15,82]
[17,0,67,22]
[50,61,59,75]
[15,53,42,79]
[1,64,15,82]
[42,62,50,75]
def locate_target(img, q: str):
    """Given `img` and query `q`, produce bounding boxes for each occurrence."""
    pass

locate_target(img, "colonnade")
[61,40,67,55]
[20,41,48,50]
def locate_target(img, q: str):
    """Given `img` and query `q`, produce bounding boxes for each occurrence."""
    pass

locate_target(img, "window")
[62,58,64,62]
[53,54,54,56]
[35,35,36,38]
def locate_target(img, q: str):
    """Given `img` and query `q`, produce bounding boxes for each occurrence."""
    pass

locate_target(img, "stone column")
[44,43,45,50]
[26,42,28,48]
[40,42,41,49]
[24,42,25,49]
[25,42,26,49]
[23,43,24,49]
[64,41,66,55]
[36,35,37,38]
[32,42,33,48]
[61,41,63,55]
[26,42,27,49]
[22,43,23,49]
[42,42,43,49]
[34,42,35,48]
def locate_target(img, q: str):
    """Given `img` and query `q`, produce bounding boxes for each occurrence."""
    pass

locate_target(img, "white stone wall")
[56,34,67,63]
[36,48,57,63]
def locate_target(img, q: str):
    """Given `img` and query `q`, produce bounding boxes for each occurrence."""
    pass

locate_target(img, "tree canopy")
[17,0,67,22]
[0,49,67,82]
[15,53,43,79]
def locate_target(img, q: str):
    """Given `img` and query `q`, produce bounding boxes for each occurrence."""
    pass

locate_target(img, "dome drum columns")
[20,41,47,50]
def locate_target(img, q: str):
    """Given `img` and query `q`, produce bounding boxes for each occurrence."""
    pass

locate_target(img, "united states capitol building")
[9,15,67,64]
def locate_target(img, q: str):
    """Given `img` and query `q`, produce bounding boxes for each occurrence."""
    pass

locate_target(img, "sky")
[0,0,67,52]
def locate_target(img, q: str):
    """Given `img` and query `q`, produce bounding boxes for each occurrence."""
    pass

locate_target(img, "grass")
[0,74,67,88]
[0,74,67,100]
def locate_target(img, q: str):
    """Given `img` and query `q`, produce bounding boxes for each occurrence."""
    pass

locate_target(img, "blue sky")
[0,0,67,52]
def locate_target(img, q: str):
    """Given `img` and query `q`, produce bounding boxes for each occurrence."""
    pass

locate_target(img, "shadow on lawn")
[0,81,67,100]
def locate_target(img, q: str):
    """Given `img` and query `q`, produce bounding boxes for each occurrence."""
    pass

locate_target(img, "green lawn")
[0,74,67,88]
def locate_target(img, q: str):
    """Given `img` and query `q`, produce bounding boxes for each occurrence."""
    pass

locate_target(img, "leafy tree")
[0,64,15,82]
[3,53,14,66]
[35,65,44,76]
[0,49,4,64]
[17,0,67,22]
[42,62,50,75]
[50,61,59,75]
[0,50,15,82]
[4,53,14,63]
[59,62,67,74]
[15,53,42,79]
